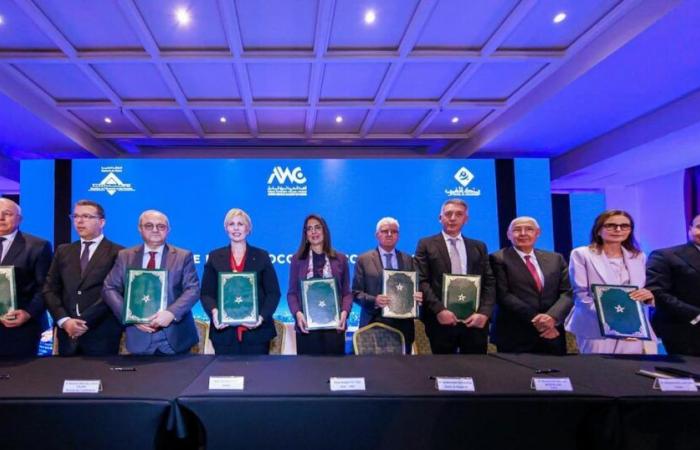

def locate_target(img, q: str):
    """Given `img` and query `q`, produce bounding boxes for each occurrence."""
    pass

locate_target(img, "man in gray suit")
[352,217,422,353]
[103,210,199,355]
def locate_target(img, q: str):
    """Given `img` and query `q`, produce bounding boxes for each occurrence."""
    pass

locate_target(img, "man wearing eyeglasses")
[647,214,700,355]
[352,217,423,353]
[103,210,200,355]
[0,197,52,356]
[44,200,123,355]
[489,217,572,354]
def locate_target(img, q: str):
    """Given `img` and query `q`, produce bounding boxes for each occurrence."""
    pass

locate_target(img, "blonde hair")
[223,208,252,233]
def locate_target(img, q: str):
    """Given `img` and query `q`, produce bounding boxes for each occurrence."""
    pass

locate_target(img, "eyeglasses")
[70,214,101,221]
[142,223,167,231]
[602,223,631,231]
[305,224,322,232]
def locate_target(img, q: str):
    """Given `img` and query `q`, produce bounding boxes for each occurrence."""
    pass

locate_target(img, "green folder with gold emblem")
[592,284,651,340]
[0,266,17,317]
[442,274,481,320]
[382,270,418,319]
[217,271,259,325]
[123,269,168,324]
[301,278,340,330]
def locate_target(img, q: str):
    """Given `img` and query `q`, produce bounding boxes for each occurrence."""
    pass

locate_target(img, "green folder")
[123,269,168,324]
[442,274,481,320]
[217,272,259,325]
[0,266,16,316]
[382,270,418,319]
[592,284,651,340]
[301,278,340,330]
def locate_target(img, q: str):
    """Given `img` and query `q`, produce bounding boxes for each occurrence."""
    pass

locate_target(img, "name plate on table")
[209,376,245,390]
[654,378,698,392]
[63,379,102,393]
[530,377,573,392]
[329,377,366,391]
[435,377,475,392]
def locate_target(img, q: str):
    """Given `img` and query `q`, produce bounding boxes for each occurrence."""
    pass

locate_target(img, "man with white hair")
[352,217,422,353]
[103,209,200,355]
[489,216,572,354]
[0,197,52,356]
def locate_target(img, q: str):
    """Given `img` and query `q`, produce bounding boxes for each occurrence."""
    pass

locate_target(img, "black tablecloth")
[177,355,612,450]
[0,355,214,450]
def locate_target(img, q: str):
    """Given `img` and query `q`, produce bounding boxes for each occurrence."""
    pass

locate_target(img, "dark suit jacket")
[201,245,281,345]
[103,243,200,354]
[647,243,700,348]
[489,247,572,353]
[43,238,124,355]
[0,231,52,356]
[414,233,496,331]
[287,252,353,318]
[352,248,415,327]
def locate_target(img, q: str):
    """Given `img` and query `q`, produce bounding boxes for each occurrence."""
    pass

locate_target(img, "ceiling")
[0,0,698,188]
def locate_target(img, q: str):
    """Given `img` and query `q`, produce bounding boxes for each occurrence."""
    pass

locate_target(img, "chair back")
[269,319,286,354]
[353,322,405,355]
[412,319,432,355]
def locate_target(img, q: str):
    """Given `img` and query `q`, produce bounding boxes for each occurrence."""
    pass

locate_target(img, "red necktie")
[524,255,543,293]
[147,251,157,270]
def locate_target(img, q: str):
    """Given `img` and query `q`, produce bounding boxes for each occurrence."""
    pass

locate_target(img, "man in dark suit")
[414,199,496,354]
[0,198,52,356]
[44,200,123,355]
[353,217,423,353]
[646,214,700,355]
[103,210,200,355]
[490,216,572,354]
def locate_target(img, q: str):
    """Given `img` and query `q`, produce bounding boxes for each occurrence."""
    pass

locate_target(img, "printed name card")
[530,377,573,392]
[435,377,475,392]
[654,378,698,392]
[209,376,245,390]
[63,379,102,393]
[329,377,366,391]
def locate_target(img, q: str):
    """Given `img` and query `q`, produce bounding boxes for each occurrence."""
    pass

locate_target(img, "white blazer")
[565,245,650,340]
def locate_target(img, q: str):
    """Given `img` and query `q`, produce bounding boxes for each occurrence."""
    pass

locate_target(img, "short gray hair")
[138,209,170,228]
[508,216,540,232]
[375,217,399,233]
[440,198,468,213]
[0,198,21,217]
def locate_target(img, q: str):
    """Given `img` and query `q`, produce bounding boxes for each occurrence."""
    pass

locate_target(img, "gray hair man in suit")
[352,217,422,353]
[0,198,52,356]
[490,216,572,354]
[103,210,200,355]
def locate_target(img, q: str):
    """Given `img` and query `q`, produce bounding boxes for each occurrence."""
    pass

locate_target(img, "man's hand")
[337,311,348,333]
[629,288,654,305]
[64,318,89,339]
[375,294,391,308]
[0,310,31,328]
[531,314,556,333]
[437,309,458,326]
[540,328,560,340]
[149,310,175,329]
[465,313,488,328]
[296,311,309,334]
[135,323,158,333]
[210,308,230,330]
[414,291,423,304]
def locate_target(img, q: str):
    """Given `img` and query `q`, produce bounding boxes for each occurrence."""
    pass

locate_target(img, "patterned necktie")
[0,237,5,263]
[147,251,157,270]
[524,255,543,293]
[448,238,463,274]
[384,253,394,270]
[80,241,94,275]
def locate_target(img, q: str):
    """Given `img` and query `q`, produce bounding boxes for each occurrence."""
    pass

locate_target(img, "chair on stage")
[412,319,432,355]
[565,331,579,354]
[268,319,286,355]
[353,322,405,355]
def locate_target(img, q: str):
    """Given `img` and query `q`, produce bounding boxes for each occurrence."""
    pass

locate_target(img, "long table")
[0,354,699,450]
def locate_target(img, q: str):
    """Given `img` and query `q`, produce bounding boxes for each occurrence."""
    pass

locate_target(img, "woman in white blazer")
[565,210,657,354]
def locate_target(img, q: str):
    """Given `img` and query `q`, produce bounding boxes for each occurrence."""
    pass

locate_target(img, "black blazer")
[414,233,496,328]
[0,231,52,354]
[201,245,281,344]
[647,243,700,325]
[352,248,415,327]
[489,247,572,352]
[43,238,123,352]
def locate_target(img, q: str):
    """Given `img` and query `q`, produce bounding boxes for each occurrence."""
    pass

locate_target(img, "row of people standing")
[1,196,699,357]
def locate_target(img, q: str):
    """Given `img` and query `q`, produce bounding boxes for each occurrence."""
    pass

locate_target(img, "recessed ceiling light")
[219,116,227,123]
[104,117,112,124]
[364,9,376,25]
[335,115,343,124]
[451,117,459,124]
[553,12,567,24]
[175,7,191,26]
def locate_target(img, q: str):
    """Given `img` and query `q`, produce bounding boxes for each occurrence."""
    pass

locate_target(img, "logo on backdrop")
[444,167,481,197]
[267,166,308,197]
[88,166,135,196]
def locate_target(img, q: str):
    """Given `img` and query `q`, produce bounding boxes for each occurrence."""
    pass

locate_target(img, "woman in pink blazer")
[565,210,657,354]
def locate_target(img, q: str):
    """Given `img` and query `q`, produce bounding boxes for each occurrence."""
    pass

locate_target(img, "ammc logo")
[267,166,308,197]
